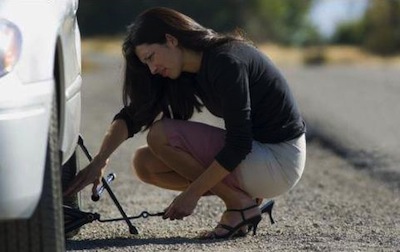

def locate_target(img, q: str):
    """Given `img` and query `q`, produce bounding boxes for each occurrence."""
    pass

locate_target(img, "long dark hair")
[122,7,247,129]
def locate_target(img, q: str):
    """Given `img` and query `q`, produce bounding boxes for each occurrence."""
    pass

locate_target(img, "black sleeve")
[112,104,143,138]
[210,54,253,171]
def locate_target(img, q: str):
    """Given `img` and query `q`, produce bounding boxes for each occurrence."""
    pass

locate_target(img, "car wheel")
[0,95,65,252]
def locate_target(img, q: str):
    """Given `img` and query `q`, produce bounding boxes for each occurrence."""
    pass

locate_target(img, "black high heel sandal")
[237,200,275,237]
[260,200,275,224]
[201,204,262,239]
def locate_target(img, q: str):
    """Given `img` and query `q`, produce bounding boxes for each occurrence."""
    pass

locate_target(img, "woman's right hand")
[63,155,109,197]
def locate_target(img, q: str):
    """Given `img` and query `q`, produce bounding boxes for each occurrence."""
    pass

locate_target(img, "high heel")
[200,204,262,239]
[260,200,275,224]
[245,200,275,234]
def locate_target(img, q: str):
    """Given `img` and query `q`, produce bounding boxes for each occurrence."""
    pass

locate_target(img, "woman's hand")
[163,190,201,220]
[162,161,230,220]
[63,156,109,197]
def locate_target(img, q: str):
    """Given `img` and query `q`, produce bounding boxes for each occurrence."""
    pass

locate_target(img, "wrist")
[186,183,205,199]
[93,154,109,166]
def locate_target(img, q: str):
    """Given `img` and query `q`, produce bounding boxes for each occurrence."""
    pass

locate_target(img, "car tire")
[62,152,79,207]
[0,95,65,252]
[62,151,82,238]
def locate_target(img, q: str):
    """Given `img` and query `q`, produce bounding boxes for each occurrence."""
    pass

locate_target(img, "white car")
[0,0,82,251]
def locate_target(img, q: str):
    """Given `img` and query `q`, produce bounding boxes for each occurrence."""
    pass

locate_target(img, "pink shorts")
[161,118,306,198]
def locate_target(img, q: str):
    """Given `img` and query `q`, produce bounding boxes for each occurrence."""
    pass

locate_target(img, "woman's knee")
[132,147,153,183]
[147,120,168,153]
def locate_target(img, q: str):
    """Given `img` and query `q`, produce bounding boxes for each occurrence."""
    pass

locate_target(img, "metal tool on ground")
[63,136,163,235]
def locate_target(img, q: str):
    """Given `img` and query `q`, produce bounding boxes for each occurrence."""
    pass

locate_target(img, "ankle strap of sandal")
[226,204,259,221]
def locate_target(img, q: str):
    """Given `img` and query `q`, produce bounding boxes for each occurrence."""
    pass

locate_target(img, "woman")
[65,7,306,239]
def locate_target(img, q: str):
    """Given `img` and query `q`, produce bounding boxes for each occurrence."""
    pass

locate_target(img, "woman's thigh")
[162,118,226,168]
[134,146,171,173]
[161,118,245,191]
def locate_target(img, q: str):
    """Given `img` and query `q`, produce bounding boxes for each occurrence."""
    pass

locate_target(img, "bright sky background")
[310,0,369,38]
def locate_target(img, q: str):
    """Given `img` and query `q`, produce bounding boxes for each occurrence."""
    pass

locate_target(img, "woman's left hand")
[163,190,200,220]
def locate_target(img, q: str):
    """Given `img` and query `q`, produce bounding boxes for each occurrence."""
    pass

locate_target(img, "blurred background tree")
[243,0,319,46]
[332,0,400,55]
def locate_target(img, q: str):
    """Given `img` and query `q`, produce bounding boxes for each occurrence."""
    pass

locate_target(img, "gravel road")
[66,52,400,251]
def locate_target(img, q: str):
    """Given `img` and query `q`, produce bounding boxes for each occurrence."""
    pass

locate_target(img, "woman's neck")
[182,49,203,73]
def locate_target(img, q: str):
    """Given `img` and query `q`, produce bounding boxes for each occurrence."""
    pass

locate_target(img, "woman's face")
[135,34,183,79]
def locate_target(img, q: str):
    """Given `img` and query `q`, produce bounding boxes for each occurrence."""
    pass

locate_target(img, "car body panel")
[0,0,81,219]
[0,78,53,218]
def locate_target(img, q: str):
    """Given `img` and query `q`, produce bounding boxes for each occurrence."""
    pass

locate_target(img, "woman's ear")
[165,34,178,47]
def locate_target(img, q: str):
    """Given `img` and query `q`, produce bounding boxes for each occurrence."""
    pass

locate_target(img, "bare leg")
[133,146,190,191]
[132,120,260,236]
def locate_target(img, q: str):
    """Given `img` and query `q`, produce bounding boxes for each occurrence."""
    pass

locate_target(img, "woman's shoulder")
[209,41,255,56]
[203,42,261,72]
[204,42,249,64]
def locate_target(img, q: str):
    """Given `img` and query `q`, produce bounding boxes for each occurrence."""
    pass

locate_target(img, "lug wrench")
[77,135,139,234]
[92,173,116,201]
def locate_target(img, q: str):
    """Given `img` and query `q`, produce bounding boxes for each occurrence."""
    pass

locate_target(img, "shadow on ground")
[66,236,225,250]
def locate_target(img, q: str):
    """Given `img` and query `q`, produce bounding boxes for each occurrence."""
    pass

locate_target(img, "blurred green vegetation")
[77,0,317,46]
[332,0,400,55]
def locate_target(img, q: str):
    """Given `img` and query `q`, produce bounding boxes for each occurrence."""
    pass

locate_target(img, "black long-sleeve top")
[114,42,306,172]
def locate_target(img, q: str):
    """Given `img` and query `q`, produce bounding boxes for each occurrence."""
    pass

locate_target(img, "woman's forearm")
[95,119,129,162]
[187,160,230,197]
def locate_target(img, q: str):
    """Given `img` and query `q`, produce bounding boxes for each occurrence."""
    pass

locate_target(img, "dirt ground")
[65,138,399,251]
